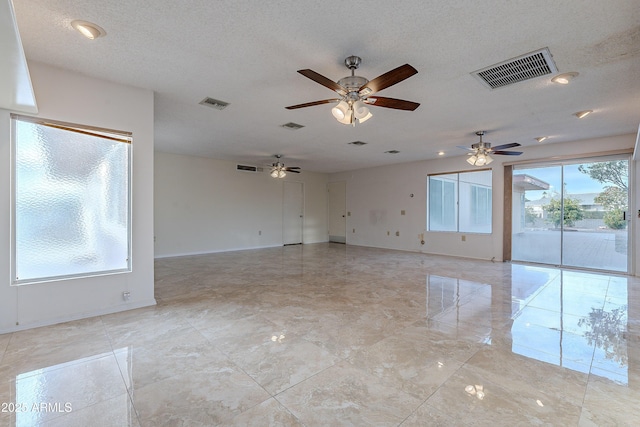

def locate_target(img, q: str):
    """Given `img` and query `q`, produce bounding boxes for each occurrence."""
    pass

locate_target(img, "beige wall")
[154,152,329,257]
[330,134,638,274]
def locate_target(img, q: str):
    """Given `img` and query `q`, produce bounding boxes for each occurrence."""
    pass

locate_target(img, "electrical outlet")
[123,291,131,301]
[396,231,400,236]
[401,210,405,215]
[461,235,466,242]
[259,230,262,235]
[387,231,390,236]
[353,228,355,233]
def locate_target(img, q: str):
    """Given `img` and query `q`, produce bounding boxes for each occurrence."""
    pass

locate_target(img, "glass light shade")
[270,169,279,178]
[357,111,373,123]
[337,108,353,125]
[484,155,493,165]
[278,170,286,178]
[353,100,369,119]
[332,101,349,120]
[467,155,478,165]
[475,154,487,166]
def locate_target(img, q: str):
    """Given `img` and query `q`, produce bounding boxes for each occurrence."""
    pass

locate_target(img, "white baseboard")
[0,298,157,334]
[154,244,284,259]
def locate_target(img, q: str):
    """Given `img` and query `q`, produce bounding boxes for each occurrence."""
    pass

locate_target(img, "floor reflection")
[2,244,639,425]
[12,348,134,426]
[427,265,632,385]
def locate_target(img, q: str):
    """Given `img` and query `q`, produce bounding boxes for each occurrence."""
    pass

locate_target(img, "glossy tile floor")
[1,243,639,426]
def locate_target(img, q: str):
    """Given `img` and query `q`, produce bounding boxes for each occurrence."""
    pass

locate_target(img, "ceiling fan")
[457,131,523,166]
[285,55,420,125]
[270,155,300,178]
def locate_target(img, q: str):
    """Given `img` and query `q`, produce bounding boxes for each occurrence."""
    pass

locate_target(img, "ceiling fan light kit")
[286,56,419,126]
[271,169,286,178]
[467,153,493,166]
[269,155,300,179]
[459,131,523,166]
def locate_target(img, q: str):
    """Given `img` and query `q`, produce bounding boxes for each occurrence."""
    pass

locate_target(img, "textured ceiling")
[12,0,640,173]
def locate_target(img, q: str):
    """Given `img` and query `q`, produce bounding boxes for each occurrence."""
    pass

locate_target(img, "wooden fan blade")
[285,166,300,170]
[492,150,523,155]
[285,99,340,110]
[491,142,521,151]
[286,169,301,173]
[359,64,418,95]
[366,96,420,111]
[298,69,347,95]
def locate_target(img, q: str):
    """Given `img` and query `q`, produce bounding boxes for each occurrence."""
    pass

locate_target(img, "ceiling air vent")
[199,97,229,110]
[236,164,263,173]
[349,141,367,146]
[471,47,558,89]
[281,122,305,130]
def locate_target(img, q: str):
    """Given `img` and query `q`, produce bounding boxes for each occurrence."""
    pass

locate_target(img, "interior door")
[283,181,303,245]
[328,181,346,243]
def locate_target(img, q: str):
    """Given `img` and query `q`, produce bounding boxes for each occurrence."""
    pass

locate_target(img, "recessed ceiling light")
[535,136,547,143]
[71,20,106,39]
[438,151,445,156]
[551,72,579,84]
[574,110,593,119]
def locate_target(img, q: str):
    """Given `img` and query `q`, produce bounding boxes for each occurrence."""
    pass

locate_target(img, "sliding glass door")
[512,157,629,273]
[512,165,562,265]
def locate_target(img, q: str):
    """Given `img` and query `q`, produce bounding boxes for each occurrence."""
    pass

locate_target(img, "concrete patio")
[512,229,628,273]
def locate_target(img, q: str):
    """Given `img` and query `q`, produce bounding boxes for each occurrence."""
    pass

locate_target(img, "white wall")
[330,134,638,273]
[154,152,328,257]
[0,62,156,333]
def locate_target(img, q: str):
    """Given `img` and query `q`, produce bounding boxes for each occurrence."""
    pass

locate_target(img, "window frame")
[427,168,493,234]
[10,114,133,285]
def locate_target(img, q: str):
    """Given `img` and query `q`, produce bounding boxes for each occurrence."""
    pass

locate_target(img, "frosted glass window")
[428,170,492,233]
[12,116,131,284]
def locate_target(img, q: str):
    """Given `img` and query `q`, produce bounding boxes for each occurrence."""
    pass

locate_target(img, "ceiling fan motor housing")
[337,75,369,91]
[338,76,369,107]
[471,142,491,150]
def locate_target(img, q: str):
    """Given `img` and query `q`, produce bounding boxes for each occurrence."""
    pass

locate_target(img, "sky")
[515,161,627,200]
